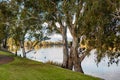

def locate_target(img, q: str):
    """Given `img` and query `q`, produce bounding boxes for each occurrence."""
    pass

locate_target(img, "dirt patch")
[0,55,14,64]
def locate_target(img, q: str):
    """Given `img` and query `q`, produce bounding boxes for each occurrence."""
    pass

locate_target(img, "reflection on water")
[17,46,120,80]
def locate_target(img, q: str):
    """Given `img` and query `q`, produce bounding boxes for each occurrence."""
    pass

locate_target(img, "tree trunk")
[62,27,69,68]
[15,49,17,56]
[79,62,84,73]
[68,46,73,70]
[72,37,84,73]
[2,38,7,49]
[20,41,26,58]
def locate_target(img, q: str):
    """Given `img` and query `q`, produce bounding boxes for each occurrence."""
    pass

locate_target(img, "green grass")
[0,51,101,80]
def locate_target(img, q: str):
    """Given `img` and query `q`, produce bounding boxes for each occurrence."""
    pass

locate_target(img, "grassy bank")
[0,51,101,80]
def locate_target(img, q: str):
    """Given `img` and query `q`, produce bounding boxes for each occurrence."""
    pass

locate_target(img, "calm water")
[17,46,120,80]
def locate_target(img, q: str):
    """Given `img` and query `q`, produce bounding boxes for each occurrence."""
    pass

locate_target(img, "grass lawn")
[0,51,101,80]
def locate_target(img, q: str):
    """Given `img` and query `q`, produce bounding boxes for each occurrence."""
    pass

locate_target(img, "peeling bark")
[72,37,82,72]
[68,37,84,73]
[68,46,73,70]
[62,26,69,68]
[20,41,26,58]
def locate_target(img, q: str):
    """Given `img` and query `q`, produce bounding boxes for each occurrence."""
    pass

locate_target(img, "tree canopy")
[0,0,120,72]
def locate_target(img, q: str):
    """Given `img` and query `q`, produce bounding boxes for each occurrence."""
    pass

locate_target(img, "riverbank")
[0,50,101,80]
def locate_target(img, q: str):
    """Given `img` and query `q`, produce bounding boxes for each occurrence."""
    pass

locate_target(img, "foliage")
[0,0,119,66]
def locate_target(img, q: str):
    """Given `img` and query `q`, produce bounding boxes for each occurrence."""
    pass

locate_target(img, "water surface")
[18,46,120,80]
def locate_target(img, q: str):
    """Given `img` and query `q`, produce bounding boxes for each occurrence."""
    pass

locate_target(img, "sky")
[42,22,73,42]
[47,29,73,42]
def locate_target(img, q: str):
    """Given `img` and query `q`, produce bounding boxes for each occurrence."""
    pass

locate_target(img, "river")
[17,46,120,80]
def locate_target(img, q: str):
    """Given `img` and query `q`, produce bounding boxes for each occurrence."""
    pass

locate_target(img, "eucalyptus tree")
[0,0,17,49]
[85,0,120,65]
[61,0,92,72]
[96,6,120,65]
[61,0,119,72]
[10,0,50,57]
[43,0,69,68]
[39,0,120,72]
[0,25,5,48]
[43,0,94,71]
[7,0,31,57]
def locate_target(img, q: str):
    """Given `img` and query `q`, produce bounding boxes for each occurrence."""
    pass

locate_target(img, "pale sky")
[47,29,73,42]
[43,22,73,42]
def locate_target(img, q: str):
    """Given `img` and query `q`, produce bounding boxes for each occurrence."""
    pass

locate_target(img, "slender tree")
[10,0,49,57]
[0,1,16,49]
[43,0,69,68]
